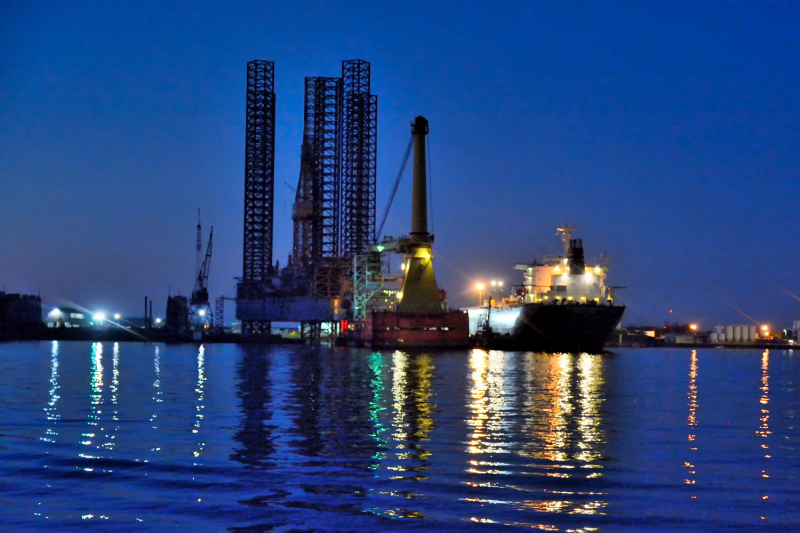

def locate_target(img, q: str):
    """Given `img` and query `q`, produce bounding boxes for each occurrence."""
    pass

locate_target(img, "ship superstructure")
[512,225,617,307]
[468,226,624,352]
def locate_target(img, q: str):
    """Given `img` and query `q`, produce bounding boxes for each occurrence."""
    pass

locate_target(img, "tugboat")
[468,226,625,353]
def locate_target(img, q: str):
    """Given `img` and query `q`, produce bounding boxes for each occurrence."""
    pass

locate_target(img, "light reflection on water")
[193,345,206,462]
[1,343,798,532]
[758,349,771,513]
[684,349,698,492]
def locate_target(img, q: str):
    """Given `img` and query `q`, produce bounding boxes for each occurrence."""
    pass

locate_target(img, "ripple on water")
[0,342,798,531]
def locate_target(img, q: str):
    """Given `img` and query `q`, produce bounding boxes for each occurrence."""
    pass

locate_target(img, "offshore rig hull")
[355,310,469,348]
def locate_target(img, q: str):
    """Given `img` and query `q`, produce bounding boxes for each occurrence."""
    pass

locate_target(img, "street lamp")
[476,283,485,307]
[490,280,504,298]
[114,314,121,320]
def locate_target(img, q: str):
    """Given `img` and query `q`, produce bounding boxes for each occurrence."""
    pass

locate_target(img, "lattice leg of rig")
[215,297,225,333]
[301,322,321,345]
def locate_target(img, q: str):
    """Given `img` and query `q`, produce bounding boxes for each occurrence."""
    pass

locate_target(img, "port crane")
[189,218,214,334]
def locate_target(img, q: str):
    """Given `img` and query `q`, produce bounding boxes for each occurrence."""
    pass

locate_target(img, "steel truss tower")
[291,141,315,271]
[304,76,343,262]
[341,60,378,257]
[241,60,276,334]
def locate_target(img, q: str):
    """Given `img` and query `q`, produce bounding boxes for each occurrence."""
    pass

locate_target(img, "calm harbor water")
[0,342,797,532]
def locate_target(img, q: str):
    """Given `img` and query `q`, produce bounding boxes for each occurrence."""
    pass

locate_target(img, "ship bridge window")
[555,285,567,292]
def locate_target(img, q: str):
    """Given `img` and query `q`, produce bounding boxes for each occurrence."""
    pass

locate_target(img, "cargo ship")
[467,226,625,353]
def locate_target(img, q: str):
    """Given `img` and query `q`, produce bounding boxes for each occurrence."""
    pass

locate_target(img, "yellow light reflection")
[684,350,698,493]
[467,349,512,460]
[514,352,608,516]
[379,351,435,518]
[757,350,770,506]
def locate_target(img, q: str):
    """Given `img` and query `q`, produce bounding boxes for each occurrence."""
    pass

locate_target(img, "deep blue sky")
[2,1,799,327]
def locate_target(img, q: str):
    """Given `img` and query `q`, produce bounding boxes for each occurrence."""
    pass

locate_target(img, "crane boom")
[375,135,413,241]
[201,227,213,289]
[191,226,213,305]
[195,209,202,281]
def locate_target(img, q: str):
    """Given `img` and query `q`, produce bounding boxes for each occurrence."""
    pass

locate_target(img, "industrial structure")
[236,59,379,340]
[189,219,214,336]
[353,116,470,347]
[238,60,277,335]
[233,60,467,346]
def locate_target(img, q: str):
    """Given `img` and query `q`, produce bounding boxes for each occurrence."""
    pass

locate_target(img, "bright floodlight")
[476,283,485,291]
[94,313,105,321]
[199,309,207,316]
[114,314,121,320]
[762,325,769,331]
[155,318,162,324]
[51,308,60,315]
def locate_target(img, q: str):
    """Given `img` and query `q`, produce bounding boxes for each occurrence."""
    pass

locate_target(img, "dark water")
[1,342,798,532]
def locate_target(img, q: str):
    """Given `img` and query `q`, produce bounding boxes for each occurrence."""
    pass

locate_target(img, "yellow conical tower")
[397,116,443,313]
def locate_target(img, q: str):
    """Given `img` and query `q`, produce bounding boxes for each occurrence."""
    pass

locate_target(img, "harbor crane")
[189,221,214,335]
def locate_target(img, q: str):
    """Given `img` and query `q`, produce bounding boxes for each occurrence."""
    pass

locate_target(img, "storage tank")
[715,325,725,334]
[750,326,757,342]
[718,333,727,342]
[734,325,742,342]
[710,332,719,343]
[741,326,750,342]
[726,325,734,342]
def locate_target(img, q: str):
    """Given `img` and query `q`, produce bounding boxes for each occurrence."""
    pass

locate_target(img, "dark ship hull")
[470,303,626,353]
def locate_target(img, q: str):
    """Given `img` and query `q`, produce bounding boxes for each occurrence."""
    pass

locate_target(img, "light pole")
[476,283,485,307]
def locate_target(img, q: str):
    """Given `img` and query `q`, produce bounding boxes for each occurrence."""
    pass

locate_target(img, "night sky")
[2,2,799,327]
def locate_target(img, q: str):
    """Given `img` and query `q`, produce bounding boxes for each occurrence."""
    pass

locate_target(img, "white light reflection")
[81,343,104,448]
[193,345,206,463]
[102,342,121,451]
[41,341,60,444]
[390,350,408,449]
[148,346,162,459]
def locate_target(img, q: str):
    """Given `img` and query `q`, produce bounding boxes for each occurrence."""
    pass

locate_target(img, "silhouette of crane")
[189,220,214,335]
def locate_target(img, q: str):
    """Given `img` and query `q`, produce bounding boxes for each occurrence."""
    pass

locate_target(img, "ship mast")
[557,224,580,255]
